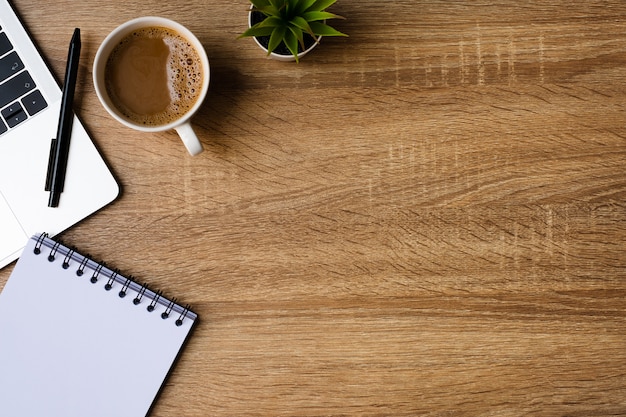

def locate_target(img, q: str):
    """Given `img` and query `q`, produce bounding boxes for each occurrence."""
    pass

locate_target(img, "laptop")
[0,0,119,269]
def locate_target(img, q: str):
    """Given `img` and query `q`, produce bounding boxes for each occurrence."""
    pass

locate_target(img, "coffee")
[105,27,203,126]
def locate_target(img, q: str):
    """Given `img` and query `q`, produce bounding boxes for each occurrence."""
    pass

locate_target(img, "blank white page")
[0,234,197,417]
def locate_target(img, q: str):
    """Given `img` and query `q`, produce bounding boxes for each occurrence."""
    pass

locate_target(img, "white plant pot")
[248,8,321,62]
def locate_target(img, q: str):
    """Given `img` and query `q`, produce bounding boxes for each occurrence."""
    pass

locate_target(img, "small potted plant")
[239,0,347,62]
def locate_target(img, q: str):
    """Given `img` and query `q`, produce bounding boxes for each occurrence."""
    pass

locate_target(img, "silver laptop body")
[0,0,119,268]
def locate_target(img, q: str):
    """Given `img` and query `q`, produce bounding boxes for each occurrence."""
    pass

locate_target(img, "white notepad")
[0,233,197,417]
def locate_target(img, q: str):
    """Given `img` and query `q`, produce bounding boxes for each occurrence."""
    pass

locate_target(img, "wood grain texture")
[2,0,626,415]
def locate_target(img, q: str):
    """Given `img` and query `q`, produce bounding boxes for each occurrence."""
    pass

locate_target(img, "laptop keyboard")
[0,26,48,136]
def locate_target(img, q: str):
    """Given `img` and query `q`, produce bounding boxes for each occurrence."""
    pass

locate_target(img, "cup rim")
[93,16,210,133]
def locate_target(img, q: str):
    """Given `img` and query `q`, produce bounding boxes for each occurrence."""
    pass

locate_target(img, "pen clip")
[45,138,57,192]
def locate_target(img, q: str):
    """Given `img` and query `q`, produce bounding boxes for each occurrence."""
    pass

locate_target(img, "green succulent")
[240,0,347,62]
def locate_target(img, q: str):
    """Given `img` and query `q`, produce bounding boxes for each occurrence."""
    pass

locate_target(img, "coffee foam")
[105,27,204,126]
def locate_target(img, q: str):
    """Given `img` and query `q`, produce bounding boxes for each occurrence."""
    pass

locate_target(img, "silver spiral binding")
[62,248,74,269]
[33,232,48,255]
[162,298,176,320]
[90,263,105,284]
[119,277,132,298]
[176,305,192,327]
[104,270,118,291]
[133,284,148,305]
[76,255,89,276]
[147,290,162,312]
[47,241,61,262]
[32,233,197,327]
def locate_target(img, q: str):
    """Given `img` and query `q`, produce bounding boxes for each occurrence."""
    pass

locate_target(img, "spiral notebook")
[0,233,198,417]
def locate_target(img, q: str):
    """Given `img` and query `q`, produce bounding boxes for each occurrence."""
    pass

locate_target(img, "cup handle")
[175,122,204,156]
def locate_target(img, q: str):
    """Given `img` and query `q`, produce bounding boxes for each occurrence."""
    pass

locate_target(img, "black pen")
[46,28,81,207]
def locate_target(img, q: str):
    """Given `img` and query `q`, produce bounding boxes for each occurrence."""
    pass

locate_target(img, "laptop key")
[2,101,27,128]
[22,89,47,115]
[0,51,24,82]
[0,70,35,108]
[0,32,11,56]
[0,118,6,135]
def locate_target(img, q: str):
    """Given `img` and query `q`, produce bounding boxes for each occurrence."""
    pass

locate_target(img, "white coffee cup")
[93,17,210,156]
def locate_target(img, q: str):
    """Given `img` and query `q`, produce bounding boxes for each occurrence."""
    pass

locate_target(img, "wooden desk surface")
[2,0,626,415]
